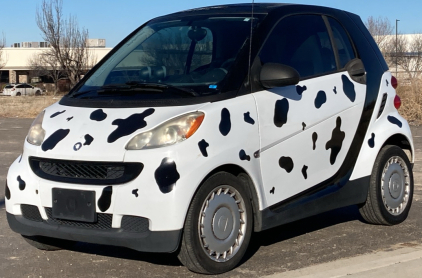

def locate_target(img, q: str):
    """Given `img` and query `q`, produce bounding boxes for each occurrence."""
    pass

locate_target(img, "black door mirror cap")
[260,63,300,89]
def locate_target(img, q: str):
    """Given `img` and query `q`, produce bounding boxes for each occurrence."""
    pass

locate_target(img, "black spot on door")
[386,79,389,87]
[302,122,306,130]
[90,109,107,121]
[296,85,307,95]
[132,189,139,198]
[302,165,308,179]
[83,134,94,146]
[98,186,113,212]
[270,187,275,194]
[244,112,255,125]
[333,86,337,94]
[325,117,346,165]
[17,176,26,191]
[315,91,327,109]
[342,75,356,102]
[198,139,209,157]
[387,116,402,128]
[368,133,375,148]
[274,98,289,127]
[66,116,73,121]
[73,142,82,151]
[41,129,70,152]
[50,110,66,118]
[155,158,180,194]
[219,108,231,136]
[239,149,251,161]
[279,156,294,173]
[108,108,155,143]
[312,132,318,150]
[5,182,10,200]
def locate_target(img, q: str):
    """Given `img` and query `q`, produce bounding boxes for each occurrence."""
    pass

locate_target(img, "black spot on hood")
[279,156,294,173]
[312,132,318,150]
[198,139,209,157]
[5,182,11,200]
[219,108,231,136]
[296,85,307,95]
[50,110,66,118]
[315,91,327,109]
[387,116,402,128]
[83,134,94,146]
[90,109,107,121]
[302,165,308,179]
[66,116,73,121]
[17,176,26,191]
[73,142,82,151]
[302,122,306,130]
[274,98,289,128]
[42,129,70,152]
[108,108,155,143]
[155,158,180,194]
[333,86,337,94]
[342,75,356,102]
[325,117,345,165]
[244,112,255,125]
[132,189,139,198]
[239,149,251,161]
[270,187,275,194]
[98,186,112,212]
[368,133,375,148]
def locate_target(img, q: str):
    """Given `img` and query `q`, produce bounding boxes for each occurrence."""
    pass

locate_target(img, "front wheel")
[359,145,414,225]
[35,90,41,96]
[178,172,253,274]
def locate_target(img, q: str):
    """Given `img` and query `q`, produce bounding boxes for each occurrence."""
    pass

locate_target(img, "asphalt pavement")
[1,117,422,278]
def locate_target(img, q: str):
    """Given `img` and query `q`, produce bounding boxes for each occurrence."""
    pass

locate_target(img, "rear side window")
[259,15,337,78]
[328,17,356,68]
[5,85,13,88]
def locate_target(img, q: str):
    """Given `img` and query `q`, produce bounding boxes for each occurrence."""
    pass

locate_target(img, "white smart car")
[6,3,414,274]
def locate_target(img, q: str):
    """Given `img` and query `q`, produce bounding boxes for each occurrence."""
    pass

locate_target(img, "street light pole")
[396,19,400,76]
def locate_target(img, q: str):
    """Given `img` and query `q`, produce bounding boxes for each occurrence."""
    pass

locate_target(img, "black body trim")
[7,212,181,253]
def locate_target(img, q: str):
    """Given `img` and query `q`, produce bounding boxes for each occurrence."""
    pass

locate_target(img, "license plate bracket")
[52,188,96,223]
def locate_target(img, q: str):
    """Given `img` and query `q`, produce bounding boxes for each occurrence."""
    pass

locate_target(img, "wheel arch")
[381,133,413,162]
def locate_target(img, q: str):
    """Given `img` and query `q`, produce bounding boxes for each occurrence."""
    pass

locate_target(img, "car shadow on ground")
[0,198,4,209]
[65,204,363,268]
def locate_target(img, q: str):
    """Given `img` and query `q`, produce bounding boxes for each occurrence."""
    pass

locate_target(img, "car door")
[15,84,24,96]
[253,14,367,207]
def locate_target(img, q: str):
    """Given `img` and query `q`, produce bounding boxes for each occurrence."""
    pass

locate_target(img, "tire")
[359,145,414,225]
[178,172,253,274]
[35,90,41,96]
[16,92,21,96]
[22,235,75,251]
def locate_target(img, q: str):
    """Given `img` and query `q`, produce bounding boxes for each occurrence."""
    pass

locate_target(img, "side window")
[259,15,336,78]
[328,17,356,68]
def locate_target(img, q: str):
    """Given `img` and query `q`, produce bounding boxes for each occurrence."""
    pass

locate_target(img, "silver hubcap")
[199,186,247,262]
[381,156,411,215]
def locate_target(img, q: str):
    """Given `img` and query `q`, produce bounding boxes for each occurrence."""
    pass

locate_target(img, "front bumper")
[7,212,182,252]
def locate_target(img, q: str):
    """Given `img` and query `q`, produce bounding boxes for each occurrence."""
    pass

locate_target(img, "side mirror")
[260,63,300,89]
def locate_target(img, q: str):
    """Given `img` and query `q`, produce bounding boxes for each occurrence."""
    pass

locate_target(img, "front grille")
[45,208,112,230]
[121,215,149,233]
[21,204,43,222]
[29,157,143,185]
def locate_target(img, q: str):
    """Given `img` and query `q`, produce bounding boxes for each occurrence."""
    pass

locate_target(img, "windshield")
[69,15,259,100]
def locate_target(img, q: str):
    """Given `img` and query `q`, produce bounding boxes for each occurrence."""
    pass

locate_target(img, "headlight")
[27,111,46,146]
[126,112,205,150]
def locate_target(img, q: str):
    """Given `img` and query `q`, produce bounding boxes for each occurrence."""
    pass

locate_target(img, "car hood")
[36,102,207,161]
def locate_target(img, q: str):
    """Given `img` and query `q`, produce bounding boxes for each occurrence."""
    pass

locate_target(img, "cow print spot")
[302,165,308,179]
[296,85,307,95]
[239,149,251,161]
[368,133,375,148]
[274,98,289,128]
[312,132,318,150]
[50,110,66,118]
[279,156,294,173]
[84,134,94,146]
[333,86,337,94]
[5,182,11,200]
[315,91,327,109]
[155,158,180,194]
[108,108,155,143]
[17,176,26,191]
[325,117,345,165]
[198,139,209,157]
[244,112,255,125]
[132,189,139,198]
[342,75,356,102]
[42,129,70,152]
[90,109,107,121]
[219,108,231,136]
[387,116,402,128]
[98,186,112,212]
[73,142,82,151]
[66,116,73,121]
[386,79,389,87]
[270,187,275,194]
[302,122,306,130]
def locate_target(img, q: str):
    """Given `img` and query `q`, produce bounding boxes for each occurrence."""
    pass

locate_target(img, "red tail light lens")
[391,76,398,89]
[394,95,401,109]
[11,88,15,91]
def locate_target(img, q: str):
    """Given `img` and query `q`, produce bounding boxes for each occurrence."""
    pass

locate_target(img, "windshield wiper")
[122,81,199,97]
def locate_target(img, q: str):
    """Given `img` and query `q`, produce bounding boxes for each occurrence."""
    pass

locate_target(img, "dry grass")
[396,81,422,125]
[0,96,59,118]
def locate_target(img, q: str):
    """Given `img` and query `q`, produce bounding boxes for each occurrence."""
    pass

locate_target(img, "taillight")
[394,95,401,109]
[11,88,15,91]
[391,76,398,89]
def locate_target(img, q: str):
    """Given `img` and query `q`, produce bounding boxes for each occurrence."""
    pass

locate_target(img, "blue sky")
[1,0,420,47]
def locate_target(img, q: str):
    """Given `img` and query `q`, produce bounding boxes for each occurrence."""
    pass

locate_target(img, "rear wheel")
[22,235,75,251]
[359,145,413,225]
[35,90,41,96]
[16,92,21,96]
[178,172,253,274]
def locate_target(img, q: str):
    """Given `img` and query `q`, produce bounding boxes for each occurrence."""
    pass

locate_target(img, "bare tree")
[0,33,7,69]
[396,34,422,80]
[28,52,64,95]
[365,16,394,55]
[36,0,91,87]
